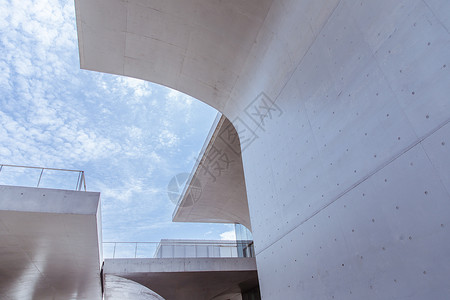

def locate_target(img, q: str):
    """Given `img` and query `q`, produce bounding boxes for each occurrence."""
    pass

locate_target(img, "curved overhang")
[74,0,273,113]
[173,114,251,230]
[74,0,336,135]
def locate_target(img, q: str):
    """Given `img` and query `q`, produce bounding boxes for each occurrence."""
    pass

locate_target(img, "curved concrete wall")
[173,115,252,230]
[237,1,450,299]
[75,0,450,298]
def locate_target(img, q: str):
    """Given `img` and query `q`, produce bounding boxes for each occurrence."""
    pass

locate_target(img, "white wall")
[230,0,450,298]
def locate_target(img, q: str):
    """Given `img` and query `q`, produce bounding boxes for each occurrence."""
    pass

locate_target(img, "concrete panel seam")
[419,140,450,198]
[256,116,450,256]
[228,2,273,110]
[422,0,450,34]
[368,1,445,140]
[233,0,343,130]
[268,0,343,109]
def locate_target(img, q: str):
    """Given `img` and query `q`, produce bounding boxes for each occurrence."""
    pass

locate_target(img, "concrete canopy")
[172,114,251,230]
[74,0,273,113]
[0,185,102,300]
[103,257,258,300]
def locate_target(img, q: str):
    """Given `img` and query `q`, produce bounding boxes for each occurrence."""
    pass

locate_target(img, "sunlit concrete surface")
[0,185,102,299]
[103,258,257,300]
[75,0,450,298]
[173,114,251,230]
[104,275,164,300]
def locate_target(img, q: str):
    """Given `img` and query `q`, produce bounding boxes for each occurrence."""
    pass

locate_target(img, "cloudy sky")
[0,0,236,256]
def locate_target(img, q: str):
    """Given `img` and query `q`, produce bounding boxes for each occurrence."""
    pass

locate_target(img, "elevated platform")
[103,257,258,300]
[0,185,102,299]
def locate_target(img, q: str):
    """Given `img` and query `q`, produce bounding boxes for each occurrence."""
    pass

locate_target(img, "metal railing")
[103,242,157,259]
[103,240,255,259]
[0,164,86,191]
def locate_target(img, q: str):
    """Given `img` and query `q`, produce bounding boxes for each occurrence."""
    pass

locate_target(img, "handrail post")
[82,171,86,191]
[37,168,44,188]
[135,242,138,258]
[76,171,81,191]
[113,243,116,259]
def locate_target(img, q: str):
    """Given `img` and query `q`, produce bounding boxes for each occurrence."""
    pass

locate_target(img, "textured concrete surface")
[75,0,450,298]
[0,185,102,299]
[104,275,164,300]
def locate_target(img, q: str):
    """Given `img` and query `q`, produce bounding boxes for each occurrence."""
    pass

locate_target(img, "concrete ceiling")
[103,257,258,300]
[0,185,102,300]
[172,115,251,230]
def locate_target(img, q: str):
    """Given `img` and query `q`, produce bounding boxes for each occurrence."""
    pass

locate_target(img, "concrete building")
[74,0,450,299]
[0,165,257,299]
[103,238,259,300]
[0,167,103,299]
[104,257,258,300]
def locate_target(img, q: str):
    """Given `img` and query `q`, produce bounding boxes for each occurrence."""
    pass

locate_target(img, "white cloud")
[158,129,179,148]
[115,77,152,99]
[166,89,194,107]
[127,126,143,140]
[164,89,195,123]
[220,230,236,240]
[94,75,153,105]
[99,178,144,203]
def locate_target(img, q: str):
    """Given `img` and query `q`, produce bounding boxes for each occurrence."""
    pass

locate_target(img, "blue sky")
[0,0,236,252]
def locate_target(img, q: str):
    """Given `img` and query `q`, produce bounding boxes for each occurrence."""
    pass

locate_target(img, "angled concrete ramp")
[103,258,258,300]
[0,185,102,299]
